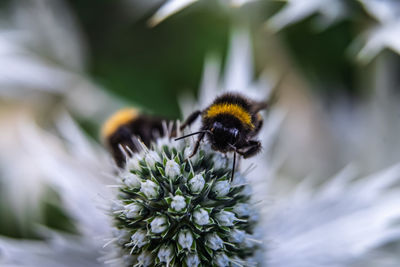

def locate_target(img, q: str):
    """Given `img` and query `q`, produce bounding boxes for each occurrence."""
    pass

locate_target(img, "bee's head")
[209,121,239,152]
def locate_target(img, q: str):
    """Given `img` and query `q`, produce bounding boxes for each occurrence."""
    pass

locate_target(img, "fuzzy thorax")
[204,103,255,129]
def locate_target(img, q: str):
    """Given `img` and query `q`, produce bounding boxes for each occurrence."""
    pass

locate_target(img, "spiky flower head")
[111,137,260,266]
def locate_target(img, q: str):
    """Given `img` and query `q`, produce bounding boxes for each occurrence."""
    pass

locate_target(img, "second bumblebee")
[101,108,167,168]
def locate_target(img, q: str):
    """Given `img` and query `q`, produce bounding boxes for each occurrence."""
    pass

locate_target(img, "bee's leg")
[252,102,268,113]
[252,89,279,113]
[187,132,205,158]
[237,140,261,158]
[251,115,263,137]
[180,110,202,131]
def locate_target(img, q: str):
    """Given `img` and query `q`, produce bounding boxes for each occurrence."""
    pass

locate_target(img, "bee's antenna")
[174,131,209,141]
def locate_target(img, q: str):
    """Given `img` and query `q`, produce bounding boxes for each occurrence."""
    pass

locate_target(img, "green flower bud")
[150,216,168,234]
[140,180,159,199]
[193,208,210,225]
[170,195,186,211]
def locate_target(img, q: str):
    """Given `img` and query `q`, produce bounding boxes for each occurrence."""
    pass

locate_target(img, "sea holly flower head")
[110,136,260,266]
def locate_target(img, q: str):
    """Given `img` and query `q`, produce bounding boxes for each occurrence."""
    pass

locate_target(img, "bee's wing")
[251,74,283,113]
[252,90,278,113]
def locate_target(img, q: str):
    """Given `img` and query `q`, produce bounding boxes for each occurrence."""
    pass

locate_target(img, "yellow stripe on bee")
[101,108,139,139]
[205,103,254,129]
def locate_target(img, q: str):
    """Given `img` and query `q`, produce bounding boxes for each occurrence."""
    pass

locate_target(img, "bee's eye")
[229,128,239,139]
[212,122,223,131]
[232,129,239,137]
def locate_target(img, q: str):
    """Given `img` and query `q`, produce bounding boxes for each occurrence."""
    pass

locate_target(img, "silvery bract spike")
[0,0,121,118]
[356,0,400,63]
[148,0,257,26]
[266,0,348,32]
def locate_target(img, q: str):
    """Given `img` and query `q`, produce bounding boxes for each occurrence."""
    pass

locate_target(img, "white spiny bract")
[111,138,259,266]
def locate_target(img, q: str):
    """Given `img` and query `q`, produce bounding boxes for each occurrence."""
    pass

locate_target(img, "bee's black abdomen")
[107,126,137,168]
[112,117,165,167]
[127,116,165,147]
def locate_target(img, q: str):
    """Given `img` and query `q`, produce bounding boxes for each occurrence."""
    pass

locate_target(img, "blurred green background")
[63,0,392,117]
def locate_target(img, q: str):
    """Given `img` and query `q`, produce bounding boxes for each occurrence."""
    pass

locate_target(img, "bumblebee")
[101,108,167,168]
[176,92,272,179]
